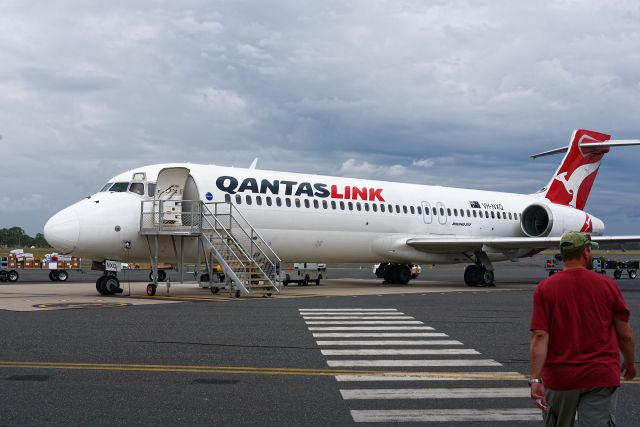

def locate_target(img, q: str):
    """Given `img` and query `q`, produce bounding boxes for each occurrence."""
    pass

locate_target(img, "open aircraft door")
[154,167,190,225]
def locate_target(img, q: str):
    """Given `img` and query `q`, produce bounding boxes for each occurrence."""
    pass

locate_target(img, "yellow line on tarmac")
[0,361,638,383]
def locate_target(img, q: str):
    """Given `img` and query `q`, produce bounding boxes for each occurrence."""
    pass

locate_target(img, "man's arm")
[613,317,636,380]
[529,329,549,409]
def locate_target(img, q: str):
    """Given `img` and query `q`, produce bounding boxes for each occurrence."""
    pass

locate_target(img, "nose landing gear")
[95,272,123,295]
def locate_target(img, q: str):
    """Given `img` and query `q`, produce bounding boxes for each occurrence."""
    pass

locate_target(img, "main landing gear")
[464,250,496,287]
[375,263,413,285]
[96,272,124,295]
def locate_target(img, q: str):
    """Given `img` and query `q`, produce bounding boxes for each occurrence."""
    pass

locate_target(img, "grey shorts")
[544,386,618,427]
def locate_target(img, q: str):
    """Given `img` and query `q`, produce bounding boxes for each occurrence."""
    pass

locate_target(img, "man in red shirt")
[529,231,636,426]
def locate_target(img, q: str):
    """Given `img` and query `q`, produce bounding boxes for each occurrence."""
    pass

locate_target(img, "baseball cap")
[559,231,599,250]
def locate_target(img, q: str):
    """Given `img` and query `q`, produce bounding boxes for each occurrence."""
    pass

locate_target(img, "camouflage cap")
[559,231,599,250]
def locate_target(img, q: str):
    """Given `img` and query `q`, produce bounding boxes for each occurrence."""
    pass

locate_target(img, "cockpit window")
[129,183,145,195]
[147,183,156,197]
[108,182,129,192]
[100,183,113,192]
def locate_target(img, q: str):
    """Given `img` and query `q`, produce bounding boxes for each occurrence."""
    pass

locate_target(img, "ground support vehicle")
[0,254,81,283]
[281,263,325,286]
[545,255,638,279]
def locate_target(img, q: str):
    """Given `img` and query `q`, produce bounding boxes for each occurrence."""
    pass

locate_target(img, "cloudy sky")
[1,0,639,235]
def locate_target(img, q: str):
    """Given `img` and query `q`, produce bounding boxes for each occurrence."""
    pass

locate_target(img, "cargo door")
[154,167,190,225]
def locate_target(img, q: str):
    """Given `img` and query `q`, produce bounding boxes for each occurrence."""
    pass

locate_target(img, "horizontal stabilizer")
[531,139,640,158]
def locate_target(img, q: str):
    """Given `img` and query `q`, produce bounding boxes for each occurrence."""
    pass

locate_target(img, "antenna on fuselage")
[249,158,259,169]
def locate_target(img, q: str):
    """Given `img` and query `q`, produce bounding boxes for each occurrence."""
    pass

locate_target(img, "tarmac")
[1,255,638,426]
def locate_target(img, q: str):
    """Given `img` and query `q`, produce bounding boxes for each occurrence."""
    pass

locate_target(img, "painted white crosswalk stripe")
[309,326,434,331]
[316,339,451,346]
[341,387,531,400]
[299,309,399,311]
[305,321,424,324]
[303,316,414,320]
[299,307,533,424]
[327,359,502,367]
[350,408,542,423]
[335,372,525,381]
[314,332,444,338]
[321,349,480,356]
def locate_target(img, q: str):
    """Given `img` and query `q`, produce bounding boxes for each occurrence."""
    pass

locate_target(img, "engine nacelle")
[520,203,604,237]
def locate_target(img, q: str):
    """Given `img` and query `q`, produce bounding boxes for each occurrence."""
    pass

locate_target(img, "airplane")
[43,129,640,295]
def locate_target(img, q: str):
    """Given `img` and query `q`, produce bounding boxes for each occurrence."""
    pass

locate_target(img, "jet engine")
[520,203,604,237]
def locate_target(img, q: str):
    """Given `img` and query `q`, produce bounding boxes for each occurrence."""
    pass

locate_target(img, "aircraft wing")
[406,235,640,254]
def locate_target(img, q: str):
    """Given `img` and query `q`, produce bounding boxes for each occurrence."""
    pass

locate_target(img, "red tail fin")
[541,129,610,210]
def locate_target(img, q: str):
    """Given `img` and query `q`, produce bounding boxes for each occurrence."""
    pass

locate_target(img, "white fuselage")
[43,163,604,265]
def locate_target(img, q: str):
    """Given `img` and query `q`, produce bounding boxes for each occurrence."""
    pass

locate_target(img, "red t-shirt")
[530,267,630,390]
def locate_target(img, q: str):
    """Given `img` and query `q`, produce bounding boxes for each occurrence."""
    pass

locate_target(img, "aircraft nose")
[44,207,80,253]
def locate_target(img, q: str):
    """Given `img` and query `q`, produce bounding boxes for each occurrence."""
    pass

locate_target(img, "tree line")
[0,227,49,248]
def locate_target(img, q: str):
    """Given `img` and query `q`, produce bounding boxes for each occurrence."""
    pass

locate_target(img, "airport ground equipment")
[545,255,638,279]
[138,200,281,297]
[0,253,81,283]
[373,263,422,285]
[282,263,325,286]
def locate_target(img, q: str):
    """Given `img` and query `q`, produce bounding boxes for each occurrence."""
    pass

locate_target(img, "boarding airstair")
[140,200,281,297]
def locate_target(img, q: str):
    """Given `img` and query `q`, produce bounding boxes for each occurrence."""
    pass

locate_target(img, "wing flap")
[406,236,640,253]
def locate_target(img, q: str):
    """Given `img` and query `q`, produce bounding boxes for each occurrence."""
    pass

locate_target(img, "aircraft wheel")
[211,286,220,294]
[393,265,412,285]
[96,276,108,295]
[303,275,310,286]
[629,270,637,279]
[146,284,157,296]
[104,277,121,294]
[0,270,8,282]
[481,268,495,287]
[614,269,622,279]
[8,270,19,282]
[464,265,477,286]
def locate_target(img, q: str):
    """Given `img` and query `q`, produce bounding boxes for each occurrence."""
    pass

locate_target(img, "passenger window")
[304,199,310,208]
[417,206,422,215]
[340,201,345,210]
[467,209,471,217]
[286,198,291,207]
[322,200,327,209]
[410,206,415,214]
[473,210,477,218]
[256,196,262,206]
[266,197,272,206]
[331,200,336,209]
[491,211,495,219]
[380,204,385,213]
[364,203,370,212]
[356,202,361,211]
[314,200,320,209]
[147,183,156,197]
[432,207,437,215]
[275,197,282,207]
[372,204,377,212]
[440,208,444,216]
[225,194,231,203]
[388,204,393,213]
[348,202,353,210]
[453,208,458,216]
[295,199,301,208]
[402,206,408,214]
[246,195,252,205]
[447,208,451,216]
[236,195,242,204]
[508,212,512,220]
[460,209,464,217]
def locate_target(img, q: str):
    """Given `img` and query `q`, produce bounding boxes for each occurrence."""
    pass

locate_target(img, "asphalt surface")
[1,256,639,426]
